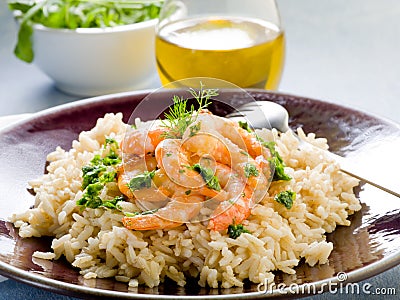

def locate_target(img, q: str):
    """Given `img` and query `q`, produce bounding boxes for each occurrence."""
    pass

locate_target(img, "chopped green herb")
[104,137,119,149]
[9,0,164,62]
[124,208,158,217]
[141,208,158,215]
[260,140,291,181]
[227,224,250,239]
[80,139,121,190]
[89,154,102,166]
[240,150,250,157]
[101,196,125,209]
[238,121,252,132]
[161,83,217,139]
[81,164,107,189]
[102,151,121,166]
[76,182,103,208]
[103,138,121,166]
[274,190,296,209]
[90,138,121,167]
[192,163,221,191]
[244,163,259,178]
[189,121,201,137]
[128,170,155,191]
[124,211,139,217]
[78,185,123,209]
[185,190,191,195]
[77,138,122,209]
[99,171,117,184]
[166,153,172,157]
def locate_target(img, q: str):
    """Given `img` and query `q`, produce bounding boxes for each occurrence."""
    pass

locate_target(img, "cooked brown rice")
[10,113,361,288]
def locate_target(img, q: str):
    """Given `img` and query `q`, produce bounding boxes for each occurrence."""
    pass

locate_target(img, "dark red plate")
[0,89,399,299]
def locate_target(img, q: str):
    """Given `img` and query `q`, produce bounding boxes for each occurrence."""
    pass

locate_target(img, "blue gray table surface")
[0,0,399,299]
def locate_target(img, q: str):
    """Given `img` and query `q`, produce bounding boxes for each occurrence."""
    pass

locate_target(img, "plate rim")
[1,245,399,299]
[1,88,399,135]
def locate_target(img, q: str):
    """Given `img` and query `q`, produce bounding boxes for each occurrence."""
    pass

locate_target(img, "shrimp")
[122,195,204,230]
[207,187,253,232]
[214,163,245,196]
[120,154,252,231]
[207,164,254,231]
[120,122,166,156]
[118,161,195,213]
[119,112,274,232]
[155,138,227,200]
[187,113,271,159]
[117,154,186,210]
[181,133,231,165]
[117,155,157,199]
[182,115,270,203]
[117,122,166,200]
[118,137,227,219]
[119,160,198,212]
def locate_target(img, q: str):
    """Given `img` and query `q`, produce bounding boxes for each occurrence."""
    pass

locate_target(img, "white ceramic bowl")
[32,20,158,96]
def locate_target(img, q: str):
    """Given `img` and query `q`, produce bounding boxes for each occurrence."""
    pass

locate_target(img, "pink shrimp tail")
[207,199,251,232]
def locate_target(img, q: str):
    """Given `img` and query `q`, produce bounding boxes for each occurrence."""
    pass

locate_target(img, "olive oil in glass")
[156,16,285,89]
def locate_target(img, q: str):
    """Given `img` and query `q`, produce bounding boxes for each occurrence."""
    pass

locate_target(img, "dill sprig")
[161,83,218,139]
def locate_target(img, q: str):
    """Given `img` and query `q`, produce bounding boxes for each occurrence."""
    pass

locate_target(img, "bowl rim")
[24,18,158,34]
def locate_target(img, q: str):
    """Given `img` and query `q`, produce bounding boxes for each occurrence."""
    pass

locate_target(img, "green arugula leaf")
[14,21,34,63]
[8,0,164,62]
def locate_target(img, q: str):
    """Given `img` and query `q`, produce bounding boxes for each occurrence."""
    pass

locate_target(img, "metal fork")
[226,101,400,198]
